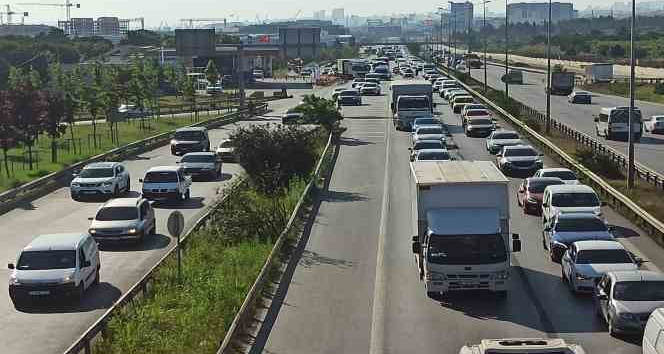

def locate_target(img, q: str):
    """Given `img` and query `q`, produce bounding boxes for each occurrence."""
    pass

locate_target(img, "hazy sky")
[14,0,603,27]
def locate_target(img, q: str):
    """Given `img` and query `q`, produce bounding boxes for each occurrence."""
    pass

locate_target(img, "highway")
[258,77,664,353]
[465,62,664,174]
[0,86,329,354]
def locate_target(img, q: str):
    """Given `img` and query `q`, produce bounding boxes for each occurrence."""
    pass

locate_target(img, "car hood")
[172,140,202,145]
[575,263,638,277]
[14,268,75,283]
[181,162,215,169]
[90,219,139,229]
[552,231,613,245]
[491,139,522,146]
[614,300,664,315]
[415,134,446,141]
[72,177,113,184]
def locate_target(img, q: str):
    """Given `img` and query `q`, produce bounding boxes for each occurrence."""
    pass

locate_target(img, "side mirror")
[8,263,15,270]
[512,239,522,253]
[138,178,144,183]
[594,117,599,122]
[87,217,94,221]
[83,260,91,268]
[412,241,422,254]
[410,155,415,162]
[408,147,413,151]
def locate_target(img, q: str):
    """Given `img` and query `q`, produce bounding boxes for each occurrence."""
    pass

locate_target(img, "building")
[96,17,120,36]
[332,8,345,23]
[367,25,402,38]
[280,26,321,58]
[314,10,326,20]
[70,17,94,36]
[0,24,53,37]
[507,2,575,24]
[450,2,474,32]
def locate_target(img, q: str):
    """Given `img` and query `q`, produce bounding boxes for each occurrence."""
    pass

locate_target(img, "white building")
[507,2,575,24]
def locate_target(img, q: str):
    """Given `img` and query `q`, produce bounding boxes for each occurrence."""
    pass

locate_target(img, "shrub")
[655,82,664,95]
[575,146,623,179]
[292,95,343,132]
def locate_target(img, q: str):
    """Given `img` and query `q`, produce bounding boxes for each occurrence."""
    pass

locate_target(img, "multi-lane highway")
[0,87,330,354]
[257,77,664,354]
[466,62,664,174]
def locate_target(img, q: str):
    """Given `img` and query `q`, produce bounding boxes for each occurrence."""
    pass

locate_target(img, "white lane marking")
[369,116,391,354]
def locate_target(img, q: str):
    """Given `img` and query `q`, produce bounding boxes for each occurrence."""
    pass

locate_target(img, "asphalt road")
[0,87,332,354]
[465,63,664,175]
[259,77,664,354]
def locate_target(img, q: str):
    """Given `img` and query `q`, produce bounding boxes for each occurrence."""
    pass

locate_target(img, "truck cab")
[390,80,434,131]
[595,106,643,141]
[410,161,521,298]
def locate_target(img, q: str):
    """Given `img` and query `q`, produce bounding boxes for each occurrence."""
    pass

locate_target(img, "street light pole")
[545,0,552,134]
[483,0,491,92]
[505,0,509,97]
[627,0,636,189]
[440,7,445,62]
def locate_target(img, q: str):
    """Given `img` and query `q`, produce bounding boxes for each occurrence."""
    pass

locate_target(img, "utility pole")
[505,0,509,97]
[439,7,445,62]
[627,0,636,189]
[449,1,456,67]
[238,42,246,111]
[483,0,491,92]
[545,0,552,134]
[467,10,471,77]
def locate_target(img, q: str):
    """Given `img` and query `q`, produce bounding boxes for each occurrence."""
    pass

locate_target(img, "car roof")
[609,270,664,282]
[146,165,180,173]
[545,184,595,194]
[102,197,142,208]
[84,162,117,169]
[176,126,206,132]
[182,152,216,157]
[25,233,88,252]
[574,240,625,251]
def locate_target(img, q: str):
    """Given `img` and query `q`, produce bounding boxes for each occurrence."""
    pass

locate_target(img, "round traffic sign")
[167,211,185,237]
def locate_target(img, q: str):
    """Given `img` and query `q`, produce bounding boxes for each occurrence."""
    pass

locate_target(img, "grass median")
[0,112,232,193]
[581,82,664,105]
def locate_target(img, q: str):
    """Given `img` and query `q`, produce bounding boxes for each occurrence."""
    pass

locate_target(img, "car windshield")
[427,234,507,265]
[399,98,429,110]
[554,217,607,232]
[542,170,577,181]
[96,206,138,221]
[613,281,664,301]
[575,249,632,264]
[417,127,443,135]
[181,155,216,163]
[610,109,642,123]
[17,250,77,270]
[465,104,485,110]
[414,142,444,150]
[79,168,114,178]
[341,90,358,96]
[174,131,204,140]
[455,97,474,104]
[504,147,537,157]
[415,119,439,126]
[528,180,564,193]
[551,192,600,207]
[470,119,493,126]
[418,151,451,160]
[373,67,388,73]
[144,171,178,183]
[493,132,519,140]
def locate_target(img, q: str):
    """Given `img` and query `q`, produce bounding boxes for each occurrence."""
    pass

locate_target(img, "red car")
[516,177,565,215]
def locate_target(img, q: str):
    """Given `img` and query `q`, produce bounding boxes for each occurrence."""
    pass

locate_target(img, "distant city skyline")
[4,0,662,28]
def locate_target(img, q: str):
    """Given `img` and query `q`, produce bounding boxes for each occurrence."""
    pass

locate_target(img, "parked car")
[139,166,192,203]
[414,148,452,161]
[88,197,156,243]
[338,90,362,106]
[465,117,495,138]
[496,145,543,175]
[70,162,131,200]
[178,152,222,179]
[516,177,565,215]
[562,240,638,293]
[533,168,580,185]
[485,130,522,154]
[543,213,615,262]
[541,184,605,225]
[360,82,381,95]
[216,139,237,162]
[412,126,446,145]
[644,115,664,134]
[568,90,592,104]
[118,104,151,119]
[409,139,445,161]
[170,127,210,156]
[594,270,664,336]
[8,233,100,307]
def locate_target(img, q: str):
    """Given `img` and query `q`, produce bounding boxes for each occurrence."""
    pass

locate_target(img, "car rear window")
[96,206,138,221]
[504,147,537,157]
[144,171,178,183]
[551,192,599,207]
[554,217,607,232]
[467,110,490,116]
[417,127,443,135]
[414,141,444,150]
[528,179,564,193]
[469,119,493,126]
[418,151,451,160]
[614,281,664,301]
[542,170,577,181]
[174,131,204,140]
[181,155,216,163]
[493,132,519,140]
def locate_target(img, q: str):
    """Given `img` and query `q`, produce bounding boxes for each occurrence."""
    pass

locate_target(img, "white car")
[459,338,586,354]
[644,115,664,134]
[139,166,192,203]
[533,168,580,185]
[485,130,522,154]
[88,197,156,243]
[216,139,237,162]
[70,162,131,200]
[414,148,452,161]
[541,184,605,225]
[412,126,446,145]
[562,240,638,293]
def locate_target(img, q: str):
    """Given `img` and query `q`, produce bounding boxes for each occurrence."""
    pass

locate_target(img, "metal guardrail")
[440,65,664,244]
[216,132,334,354]
[0,104,268,216]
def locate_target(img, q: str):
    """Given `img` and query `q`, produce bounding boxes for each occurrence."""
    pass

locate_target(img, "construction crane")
[180,18,227,29]
[17,0,80,22]
[1,4,29,25]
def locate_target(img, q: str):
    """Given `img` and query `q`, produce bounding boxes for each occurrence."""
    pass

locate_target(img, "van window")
[598,113,609,123]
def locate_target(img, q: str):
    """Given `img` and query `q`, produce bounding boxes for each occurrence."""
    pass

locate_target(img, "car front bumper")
[142,190,180,201]
[425,279,508,293]
[10,282,78,302]
[70,187,114,197]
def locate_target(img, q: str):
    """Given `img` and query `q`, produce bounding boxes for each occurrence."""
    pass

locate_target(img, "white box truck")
[337,59,370,78]
[584,63,613,83]
[410,161,522,298]
[390,80,434,131]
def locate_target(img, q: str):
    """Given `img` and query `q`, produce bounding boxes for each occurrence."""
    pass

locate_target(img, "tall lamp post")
[505,0,509,97]
[438,7,445,62]
[627,0,636,189]
[482,0,491,92]
[449,1,457,66]
[545,0,552,134]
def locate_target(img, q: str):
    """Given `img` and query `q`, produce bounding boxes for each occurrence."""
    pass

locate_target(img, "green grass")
[0,112,232,193]
[581,82,664,105]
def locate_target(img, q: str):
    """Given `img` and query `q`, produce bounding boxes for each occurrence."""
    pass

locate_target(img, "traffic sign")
[167,211,185,237]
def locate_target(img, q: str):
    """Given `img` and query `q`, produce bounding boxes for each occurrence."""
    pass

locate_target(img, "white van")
[644,308,664,354]
[8,233,100,307]
[541,184,605,225]
[595,106,643,141]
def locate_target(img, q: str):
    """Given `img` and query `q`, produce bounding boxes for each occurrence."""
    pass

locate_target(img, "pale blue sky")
[14,1,602,27]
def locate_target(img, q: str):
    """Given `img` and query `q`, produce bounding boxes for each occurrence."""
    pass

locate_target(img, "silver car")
[562,240,638,293]
[496,145,543,175]
[216,139,237,162]
[595,270,664,336]
[178,152,222,179]
[409,139,445,161]
[412,126,446,145]
[88,197,156,243]
[486,130,522,154]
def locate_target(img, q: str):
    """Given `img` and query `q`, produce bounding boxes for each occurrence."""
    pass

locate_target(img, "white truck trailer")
[390,80,434,131]
[410,161,522,298]
[584,63,613,83]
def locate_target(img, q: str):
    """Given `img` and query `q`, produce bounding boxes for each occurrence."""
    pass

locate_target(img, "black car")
[568,91,592,104]
[338,90,362,106]
[170,127,211,156]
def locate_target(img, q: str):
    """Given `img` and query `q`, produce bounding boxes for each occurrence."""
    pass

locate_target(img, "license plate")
[82,190,97,194]
[28,290,50,296]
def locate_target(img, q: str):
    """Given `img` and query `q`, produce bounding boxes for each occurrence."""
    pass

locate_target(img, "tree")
[9,83,48,170]
[82,63,103,148]
[0,90,18,176]
[205,59,220,86]
[292,95,343,133]
[100,66,121,144]
[43,91,67,162]
[142,59,161,122]
[7,66,23,90]
[127,59,147,128]
[182,72,197,120]
[608,44,626,58]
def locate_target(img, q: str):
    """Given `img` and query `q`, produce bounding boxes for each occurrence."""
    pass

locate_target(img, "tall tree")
[9,83,48,170]
[0,91,18,176]
[143,59,161,122]
[100,66,121,144]
[43,91,67,162]
[205,59,220,86]
[127,59,147,129]
[182,72,197,120]
[82,63,103,148]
